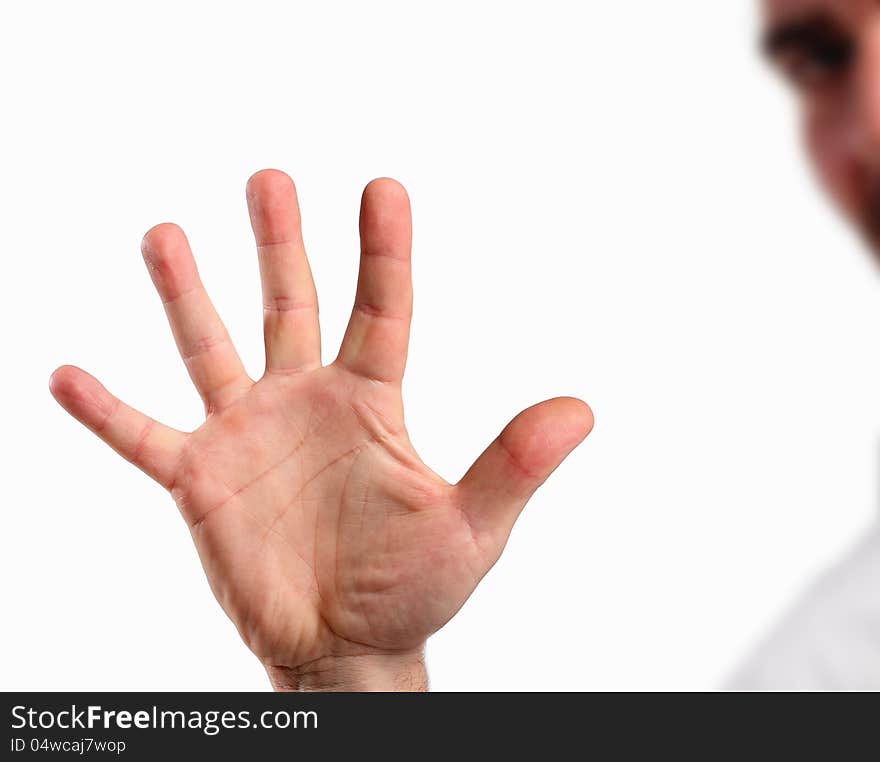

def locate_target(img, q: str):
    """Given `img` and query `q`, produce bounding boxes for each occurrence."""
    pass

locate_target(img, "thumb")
[456,396,594,546]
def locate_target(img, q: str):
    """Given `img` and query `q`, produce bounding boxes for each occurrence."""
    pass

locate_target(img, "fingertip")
[139,223,199,301]
[48,365,102,414]
[246,169,301,245]
[499,397,593,480]
[363,177,410,207]
[141,222,187,263]
[246,168,296,200]
[48,364,78,399]
[359,178,412,258]
[552,396,595,441]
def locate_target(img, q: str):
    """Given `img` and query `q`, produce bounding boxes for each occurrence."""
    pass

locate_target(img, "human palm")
[50,170,593,690]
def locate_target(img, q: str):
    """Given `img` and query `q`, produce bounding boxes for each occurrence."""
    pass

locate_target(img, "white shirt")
[727,521,880,690]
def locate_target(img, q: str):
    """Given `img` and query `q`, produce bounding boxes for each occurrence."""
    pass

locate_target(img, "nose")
[851,16,880,163]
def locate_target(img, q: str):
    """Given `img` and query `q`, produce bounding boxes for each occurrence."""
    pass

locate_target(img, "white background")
[2,1,879,691]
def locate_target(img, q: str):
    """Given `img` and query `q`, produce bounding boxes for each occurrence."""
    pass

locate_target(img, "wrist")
[265,649,428,692]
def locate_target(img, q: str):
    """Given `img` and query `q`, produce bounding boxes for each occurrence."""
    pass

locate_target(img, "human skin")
[764,0,880,253]
[49,170,594,691]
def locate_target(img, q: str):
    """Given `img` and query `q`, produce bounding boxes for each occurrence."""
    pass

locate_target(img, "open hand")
[49,170,593,690]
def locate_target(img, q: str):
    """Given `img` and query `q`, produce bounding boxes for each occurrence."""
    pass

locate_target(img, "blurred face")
[764,0,880,251]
